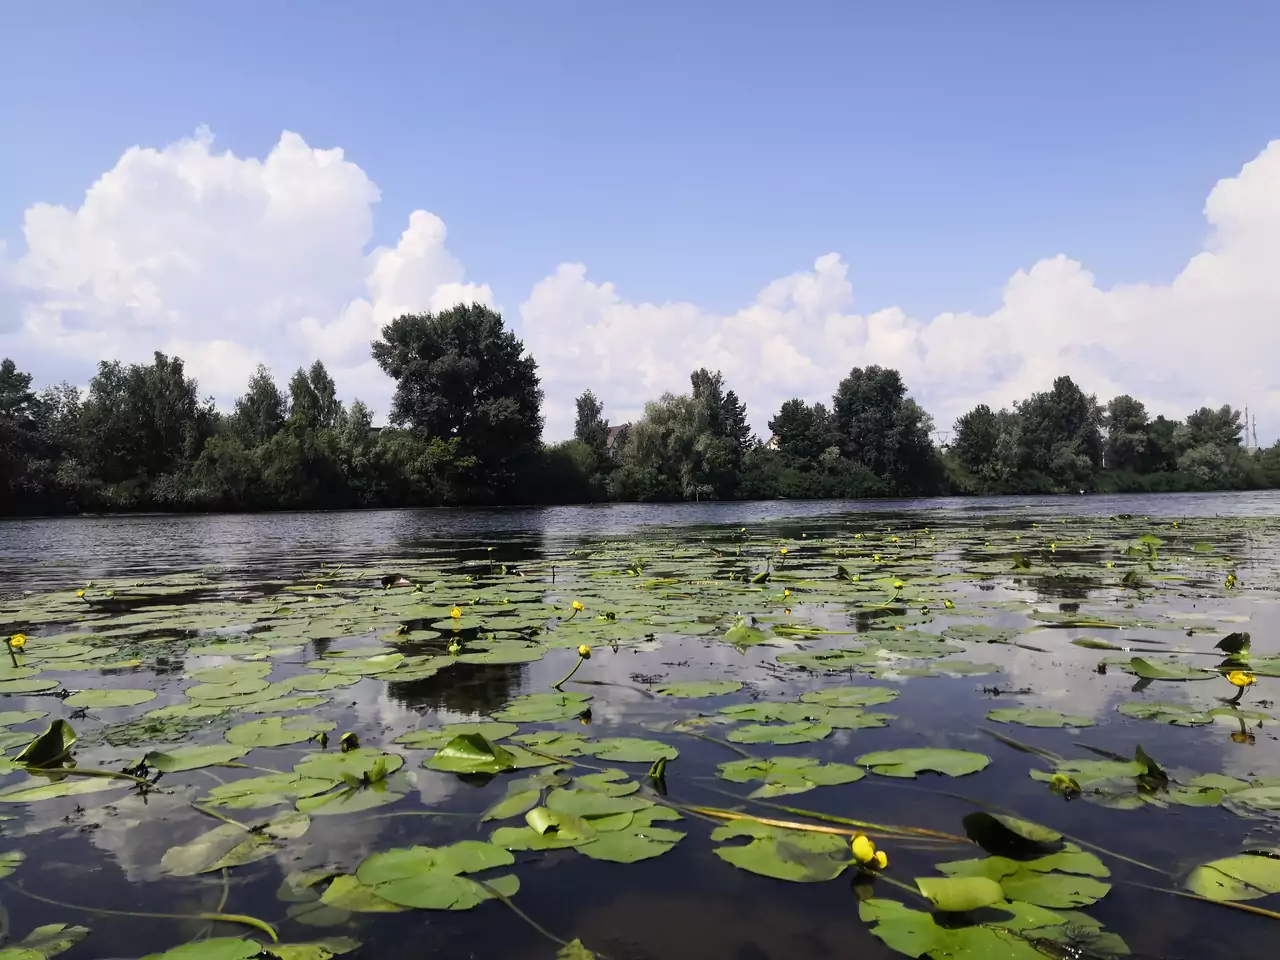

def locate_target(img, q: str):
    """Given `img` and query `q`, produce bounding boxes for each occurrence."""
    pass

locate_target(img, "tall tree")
[573,389,609,456]
[768,399,832,462]
[288,360,341,433]
[371,303,543,495]
[78,352,213,485]
[1178,405,1243,451]
[1015,376,1102,488]
[952,404,1001,474]
[234,364,287,447]
[1103,395,1149,471]
[831,365,938,491]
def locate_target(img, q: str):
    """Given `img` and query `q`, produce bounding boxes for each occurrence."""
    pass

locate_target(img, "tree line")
[2,303,1277,514]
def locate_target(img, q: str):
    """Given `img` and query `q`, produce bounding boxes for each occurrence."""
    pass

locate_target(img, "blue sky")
[2,2,1279,439]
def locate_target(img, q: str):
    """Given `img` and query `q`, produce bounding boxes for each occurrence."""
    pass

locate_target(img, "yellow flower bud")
[8,634,27,650]
[315,583,323,591]
[1227,670,1256,687]
[943,599,955,609]
[872,850,888,870]
[851,834,876,864]
[783,589,790,598]
[892,580,904,590]
[578,645,592,659]
[450,606,462,619]
[779,547,788,555]
[75,589,86,599]
[571,600,585,612]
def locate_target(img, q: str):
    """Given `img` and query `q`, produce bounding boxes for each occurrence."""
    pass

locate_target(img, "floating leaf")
[1186,853,1280,901]
[651,680,742,698]
[13,719,76,767]
[493,691,591,723]
[582,738,678,763]
[799,685,898,707]
[225,716,336,748]
[986,708,1094,729]
[425,734,516,775]
[856,748,990,778]
[62,687,157,708]
[717,756,864,797]
[726,722,832,745]
[140,939,264,960]
[1127,657,1218,681]
[916,876,1005,912]
[712,821,850,882]
[145,744,250,772]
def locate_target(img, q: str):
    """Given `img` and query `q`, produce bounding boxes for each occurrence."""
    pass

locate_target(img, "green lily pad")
[799,685,899,707]
[140,939,265,960]
[145,744,250,772]
[916,875,1006,912]
[726,722,833,745]
[1186,853,1280,901]
[717,756,865,797]
[493,691,592,722]
[1126,657,1218,681]
[582,738,678,763]
[62,688,156,708]
[986,708,1094,729]
[711,821,851,882]
[224,716,336,748]
[425,734,516,775]
[856,748,990,778]
[651,680,743,698]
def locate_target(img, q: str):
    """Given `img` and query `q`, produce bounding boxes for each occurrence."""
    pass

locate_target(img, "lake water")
[1,491,1280,960]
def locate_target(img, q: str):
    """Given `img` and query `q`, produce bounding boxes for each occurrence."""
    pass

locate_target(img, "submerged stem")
[4,882,278,941]
[1126,879,1280,922]
[472,877,604,957]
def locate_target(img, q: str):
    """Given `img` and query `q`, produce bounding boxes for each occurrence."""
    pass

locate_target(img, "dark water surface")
[0,493,1279,960]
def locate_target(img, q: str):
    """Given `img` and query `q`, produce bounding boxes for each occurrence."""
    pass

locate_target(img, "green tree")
[1015,376,1102,489]
[1177,405,1243,451]
[288,360,341,433]
[952,404,1001,474]
[78,352,213,490]
[233,364,287,447]
[768,399,832,462]
[1142,415,1180,472]
[371,303,543,497]
[1103,395,1149,471]
[831,365,938,492]
[573,389,609,456]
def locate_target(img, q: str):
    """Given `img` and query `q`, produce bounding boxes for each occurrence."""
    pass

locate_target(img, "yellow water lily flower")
[8,634,27,650]
[779,547,788,555]
[784,608,792,615]
[892,580,904,590]
[450,606,462,619]
[578,644,592,659]
[572,600,585,612]
[851,835,875,863]
[943,599,955,610]
[75,589,86,599]
[851,834,887,869]
[314,583,323,591]
[1227,671,1256,687]
[783,589,791,598]
[872,554,881,562]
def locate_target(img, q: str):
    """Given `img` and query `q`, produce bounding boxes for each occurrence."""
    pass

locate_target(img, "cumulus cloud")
[0,127,489,421]
[2,127,1278,443]
[522,142,1280,441]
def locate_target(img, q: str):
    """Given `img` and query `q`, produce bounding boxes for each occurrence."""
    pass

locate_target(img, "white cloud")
[3,128,1278,444]
[0,128,489,421]
[521,143,1280,442]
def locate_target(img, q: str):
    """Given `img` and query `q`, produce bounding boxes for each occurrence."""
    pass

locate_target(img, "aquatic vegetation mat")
[0,510,1279,957]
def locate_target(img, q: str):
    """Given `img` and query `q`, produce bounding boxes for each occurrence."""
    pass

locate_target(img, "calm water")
[4,491,1279,593]
[0,493,1278,960]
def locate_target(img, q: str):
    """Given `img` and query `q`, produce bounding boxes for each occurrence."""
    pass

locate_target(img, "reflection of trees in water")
[1028,576,1095,602]
[386,661,521,714]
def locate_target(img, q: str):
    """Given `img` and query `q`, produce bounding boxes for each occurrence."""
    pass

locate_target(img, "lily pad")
[651,680,743,698]
[856,748,990,778]
[986,708,1094,729]
[425,734,516,775]
[224,716,336,748]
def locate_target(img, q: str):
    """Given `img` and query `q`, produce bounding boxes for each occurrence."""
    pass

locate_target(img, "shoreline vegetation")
[3,303,1277,517]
